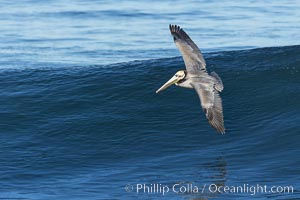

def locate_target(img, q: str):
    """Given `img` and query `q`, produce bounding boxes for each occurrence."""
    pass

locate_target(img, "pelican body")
[156,25,225,134]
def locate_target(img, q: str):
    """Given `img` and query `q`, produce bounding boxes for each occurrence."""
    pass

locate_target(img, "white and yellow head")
[156,70,186,93]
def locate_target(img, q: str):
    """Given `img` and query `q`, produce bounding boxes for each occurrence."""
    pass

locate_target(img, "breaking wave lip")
[1,44,299,71]
[88,44,300,71]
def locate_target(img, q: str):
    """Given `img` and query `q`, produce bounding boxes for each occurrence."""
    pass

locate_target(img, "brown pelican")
[156,25,225,134]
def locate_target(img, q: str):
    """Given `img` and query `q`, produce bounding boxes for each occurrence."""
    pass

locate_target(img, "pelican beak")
[156,75,179,93]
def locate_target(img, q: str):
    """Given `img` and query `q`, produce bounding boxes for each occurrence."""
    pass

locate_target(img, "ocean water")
[0,0,299,200]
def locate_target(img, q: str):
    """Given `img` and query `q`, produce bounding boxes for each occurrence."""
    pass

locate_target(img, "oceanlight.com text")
[124,183,294,196]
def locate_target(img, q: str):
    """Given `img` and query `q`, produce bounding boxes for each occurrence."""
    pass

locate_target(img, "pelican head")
[156,70,186,93]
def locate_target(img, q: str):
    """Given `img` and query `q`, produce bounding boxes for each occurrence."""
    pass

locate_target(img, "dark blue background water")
[0,0,299,199]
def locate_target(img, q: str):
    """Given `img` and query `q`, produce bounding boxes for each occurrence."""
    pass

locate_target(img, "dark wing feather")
[192,82,225,134]
[169,24,206,73]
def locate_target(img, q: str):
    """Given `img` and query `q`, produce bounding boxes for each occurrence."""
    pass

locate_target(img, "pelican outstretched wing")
[169,24,206,73]
[191,82,225,134]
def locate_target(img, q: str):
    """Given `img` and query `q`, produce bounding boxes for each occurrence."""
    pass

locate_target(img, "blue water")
[0,0,300,200]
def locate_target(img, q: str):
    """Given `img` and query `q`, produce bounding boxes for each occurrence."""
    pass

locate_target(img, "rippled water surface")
[1,0,300,67]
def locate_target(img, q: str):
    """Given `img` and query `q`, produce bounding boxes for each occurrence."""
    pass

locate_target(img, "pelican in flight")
[156,25,225,134]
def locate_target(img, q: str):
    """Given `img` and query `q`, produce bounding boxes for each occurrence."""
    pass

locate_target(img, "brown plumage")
[159,25,225,134]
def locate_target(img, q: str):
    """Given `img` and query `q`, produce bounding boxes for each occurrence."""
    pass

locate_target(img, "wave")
[1,44,299,138]
[0,45,299,199]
